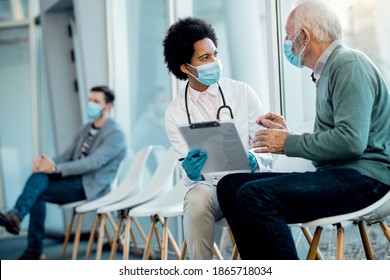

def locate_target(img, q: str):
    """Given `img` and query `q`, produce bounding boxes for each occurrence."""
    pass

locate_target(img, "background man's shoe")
[18,251,46,260]
[0,211,20,235]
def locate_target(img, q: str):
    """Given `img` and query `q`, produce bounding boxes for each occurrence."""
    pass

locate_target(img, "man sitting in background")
[0,86,127,260]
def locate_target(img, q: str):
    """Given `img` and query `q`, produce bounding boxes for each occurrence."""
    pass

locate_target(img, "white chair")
[97,147,178,260]
[291,191,390,260]
[67,145,160,260]
[129,178,187,260]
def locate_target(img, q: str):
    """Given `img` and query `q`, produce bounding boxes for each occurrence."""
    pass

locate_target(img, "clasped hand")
[253,112,290,154]
[32,154,56,173]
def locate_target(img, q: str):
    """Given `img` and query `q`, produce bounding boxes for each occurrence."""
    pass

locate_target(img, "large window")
[193,0,272,112]
[126,0,171,157]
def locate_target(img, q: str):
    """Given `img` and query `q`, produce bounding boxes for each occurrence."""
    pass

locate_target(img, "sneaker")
[0,211,20,235]
[18,251,46,260]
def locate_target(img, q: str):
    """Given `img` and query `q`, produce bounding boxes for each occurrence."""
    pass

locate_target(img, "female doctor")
[163,17,273,260]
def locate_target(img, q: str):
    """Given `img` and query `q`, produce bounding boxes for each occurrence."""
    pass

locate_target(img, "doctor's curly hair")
[163,17,218,81]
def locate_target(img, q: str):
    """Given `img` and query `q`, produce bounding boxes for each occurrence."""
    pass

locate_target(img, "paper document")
[178,120,250,174]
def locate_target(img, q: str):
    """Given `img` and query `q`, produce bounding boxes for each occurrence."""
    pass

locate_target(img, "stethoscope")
[184,81,234,126]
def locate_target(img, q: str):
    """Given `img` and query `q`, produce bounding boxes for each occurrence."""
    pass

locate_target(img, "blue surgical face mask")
[87,101,103,121]
[283,31,306,68]
[187,60,222,86]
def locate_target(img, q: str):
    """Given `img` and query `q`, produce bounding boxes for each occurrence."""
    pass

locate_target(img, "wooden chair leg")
[142,216,158,260]
[154,223,163,257]
[156,215,180,259]
[109,214,123,260]
[379,220,390,242]
[130,228,141,256]
[231,244,239,260]
[213,242,223,260]
[336,223,344,260]
[306,226,323,260]
[167,228,181,258]
[85,214,99,260]
[358,221,374,260]
[300,226,324,260]
[61,210,76,258]
[179,239,187,260]
[96,214,106,260]
[104,222,112,246]
[161,217,169,260]
[133,217,156,259]
[122,215,131,260]
[72,213,83,260]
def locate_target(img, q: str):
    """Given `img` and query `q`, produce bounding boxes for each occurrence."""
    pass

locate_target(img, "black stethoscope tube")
[184,81,234,125]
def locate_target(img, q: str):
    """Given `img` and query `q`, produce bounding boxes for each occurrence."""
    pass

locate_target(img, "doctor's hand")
[257,112,289,131]
[181,148,208,181]
[247,152,257,173]
[252,128,290,154]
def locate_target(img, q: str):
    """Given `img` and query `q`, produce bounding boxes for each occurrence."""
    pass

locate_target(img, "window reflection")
[0,0,28,22]
[193,0,271,112]
[126,0,171,156]
[126,0,171,173]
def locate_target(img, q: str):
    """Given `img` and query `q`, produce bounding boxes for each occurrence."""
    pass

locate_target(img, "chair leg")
[379,220,390,242]
[213,242,223,260]
[300,226,324,260]
[130,228,141,256]
[156,215,180,259]
[85,214,99,260]
[61,210,76,258]
[161,217,169,260]
[96,214,106,260]
[104,222,112,247]
[133,217,156,260]
[142,216,158,260]
[358,221,374,260]
[72,213,83,260]
[109,214,124,260]
[336,223,344,260]
[154,222,164,257]
[122,215,131,260]
[179,239,187,260]
[306,226,323,260]
[231,244,239,260]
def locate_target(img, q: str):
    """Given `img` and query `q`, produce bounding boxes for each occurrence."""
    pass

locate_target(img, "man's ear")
[301,27,311,44]
[105,103,113,112]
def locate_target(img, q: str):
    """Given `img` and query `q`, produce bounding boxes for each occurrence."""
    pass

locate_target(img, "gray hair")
[291,0,342,42]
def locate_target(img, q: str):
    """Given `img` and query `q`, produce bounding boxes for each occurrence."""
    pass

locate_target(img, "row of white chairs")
[60,145,183,260]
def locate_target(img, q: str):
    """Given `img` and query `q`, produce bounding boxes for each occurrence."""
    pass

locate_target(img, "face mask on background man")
[87,102,104,121]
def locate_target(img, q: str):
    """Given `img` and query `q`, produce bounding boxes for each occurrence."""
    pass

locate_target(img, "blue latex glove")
[247,151,257,173]
[182,148,208,181]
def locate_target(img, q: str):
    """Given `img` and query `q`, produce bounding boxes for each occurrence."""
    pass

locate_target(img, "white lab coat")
[165,77,274,187]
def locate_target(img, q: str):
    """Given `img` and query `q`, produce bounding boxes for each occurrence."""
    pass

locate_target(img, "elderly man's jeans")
[13,173,85,254]
[217,169,390,260]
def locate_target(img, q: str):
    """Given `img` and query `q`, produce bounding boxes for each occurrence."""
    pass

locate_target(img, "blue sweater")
[285,45,390,186]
